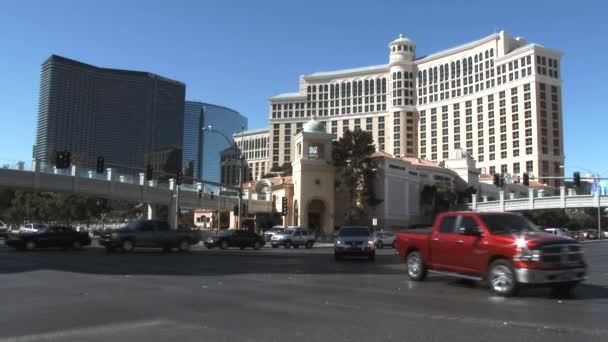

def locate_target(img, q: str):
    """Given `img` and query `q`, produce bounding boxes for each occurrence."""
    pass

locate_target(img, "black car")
[204,229,265,250]
[99,220,201,253]
[5,225,91,251]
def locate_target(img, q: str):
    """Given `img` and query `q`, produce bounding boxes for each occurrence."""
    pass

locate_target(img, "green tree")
[332,128,378,224]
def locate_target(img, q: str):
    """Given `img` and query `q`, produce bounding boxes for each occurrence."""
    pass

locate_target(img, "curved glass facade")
[182,101,247,183]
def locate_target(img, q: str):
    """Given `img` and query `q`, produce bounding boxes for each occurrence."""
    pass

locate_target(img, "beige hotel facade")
[261,31,564,187]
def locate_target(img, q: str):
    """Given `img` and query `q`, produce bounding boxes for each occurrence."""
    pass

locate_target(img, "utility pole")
[217,186,221,235]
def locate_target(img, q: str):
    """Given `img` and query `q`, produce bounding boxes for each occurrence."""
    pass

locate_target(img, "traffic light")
[233,205,239,216]
[96,156,105,174]
[573,172,581,187]
[176,171,184,186]
[55,151,71,169]
[145,165,153,181]
[523,172,530,186]
[493,173,500,187]
[281,197,288,216]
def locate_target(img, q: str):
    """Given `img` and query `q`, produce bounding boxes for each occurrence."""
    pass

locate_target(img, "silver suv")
[262,226,286,242]
[271,227,316,249]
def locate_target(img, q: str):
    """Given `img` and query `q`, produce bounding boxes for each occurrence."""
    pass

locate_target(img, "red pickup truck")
[395,211,587,296]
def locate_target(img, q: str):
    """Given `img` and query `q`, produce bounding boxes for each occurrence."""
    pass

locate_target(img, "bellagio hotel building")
[266,31,564,186]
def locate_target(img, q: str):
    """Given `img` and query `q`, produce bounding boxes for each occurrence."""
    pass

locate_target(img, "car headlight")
[515,248,540,262]
[335,240,342,245]
[368,240,375,246]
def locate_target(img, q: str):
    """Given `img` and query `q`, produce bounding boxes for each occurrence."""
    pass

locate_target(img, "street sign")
[372,217,377,226]
[220,190,238,196]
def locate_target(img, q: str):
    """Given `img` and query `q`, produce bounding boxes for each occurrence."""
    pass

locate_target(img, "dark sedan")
[5,225,91,251]
[204,229,265,250]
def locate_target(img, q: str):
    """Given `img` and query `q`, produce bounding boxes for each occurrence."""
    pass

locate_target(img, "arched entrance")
[307,199,325,236]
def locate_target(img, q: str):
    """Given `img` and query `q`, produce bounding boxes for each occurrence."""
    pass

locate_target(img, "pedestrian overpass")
[0,160,272,216]
[469,186,608,212]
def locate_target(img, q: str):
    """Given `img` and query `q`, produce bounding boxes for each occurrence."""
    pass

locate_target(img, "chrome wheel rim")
[407,253,421,278]
[491,265,514,293]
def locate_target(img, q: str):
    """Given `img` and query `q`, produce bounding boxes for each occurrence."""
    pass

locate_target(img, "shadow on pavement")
[0,246,404,277]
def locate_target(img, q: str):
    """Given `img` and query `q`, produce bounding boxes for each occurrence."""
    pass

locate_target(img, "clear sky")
[0,0,606,175]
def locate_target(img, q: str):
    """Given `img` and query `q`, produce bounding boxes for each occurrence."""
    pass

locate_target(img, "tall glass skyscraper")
[182,101,247,183]
[33,55,186,177]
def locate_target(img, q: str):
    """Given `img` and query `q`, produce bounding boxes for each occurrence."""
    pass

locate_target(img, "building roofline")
[45,54,185,86]
[185,100,244,117]
[414,33,500,64]
[269,92,305,100]
[303,64,389,80]
[233,127,269,136]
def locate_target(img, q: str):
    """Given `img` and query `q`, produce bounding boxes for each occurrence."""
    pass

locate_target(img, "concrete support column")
[53,166,59,175]
[538,190,544,198]
[139,173,145,186]
[560,186,566,208]
[482,196,488,202]
[88,170,94,179]
[147,204,156,220]
[509,193,515,200]
[499,191,505,212]
[471,194,477,211]
[528,188,535,209]
[70,165,77,177]
[119,175,126,183]
[32,158,40,188]
[568,188,574,196]
[148,180,157,187]
[169,179,175,191]
[106,168,113,181]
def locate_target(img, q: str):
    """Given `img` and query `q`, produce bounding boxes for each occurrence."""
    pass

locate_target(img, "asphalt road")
[0,241,607,342]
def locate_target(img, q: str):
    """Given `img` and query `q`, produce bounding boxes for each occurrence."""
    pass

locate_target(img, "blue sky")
[0,0,606,175]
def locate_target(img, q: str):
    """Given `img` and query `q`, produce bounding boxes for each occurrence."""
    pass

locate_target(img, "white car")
[544,228,568,236]
[371,231,396,248]
[19,223,49,233]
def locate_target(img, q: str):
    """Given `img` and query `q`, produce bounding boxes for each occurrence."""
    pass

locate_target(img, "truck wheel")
[305,241,314,249]
[377,241,384,249]
[406,251,427,281]
[178,240,191,252]
[253,241,263,250]
[284,241,292,249]
[488,260,519,296]
[220,241,229,250]
[25,240,37,251]
[121,239,134,253]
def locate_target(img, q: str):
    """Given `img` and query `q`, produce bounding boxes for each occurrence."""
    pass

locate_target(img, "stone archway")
[307,199,325,237]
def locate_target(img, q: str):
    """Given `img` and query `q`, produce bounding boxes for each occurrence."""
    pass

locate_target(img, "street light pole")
[203,125,245,229]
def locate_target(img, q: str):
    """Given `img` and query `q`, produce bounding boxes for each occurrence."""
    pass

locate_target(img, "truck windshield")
[338,227,370,237]
[478,214,541,235]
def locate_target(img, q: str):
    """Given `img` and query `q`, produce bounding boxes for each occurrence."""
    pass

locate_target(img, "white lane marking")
[1,319,168,342]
